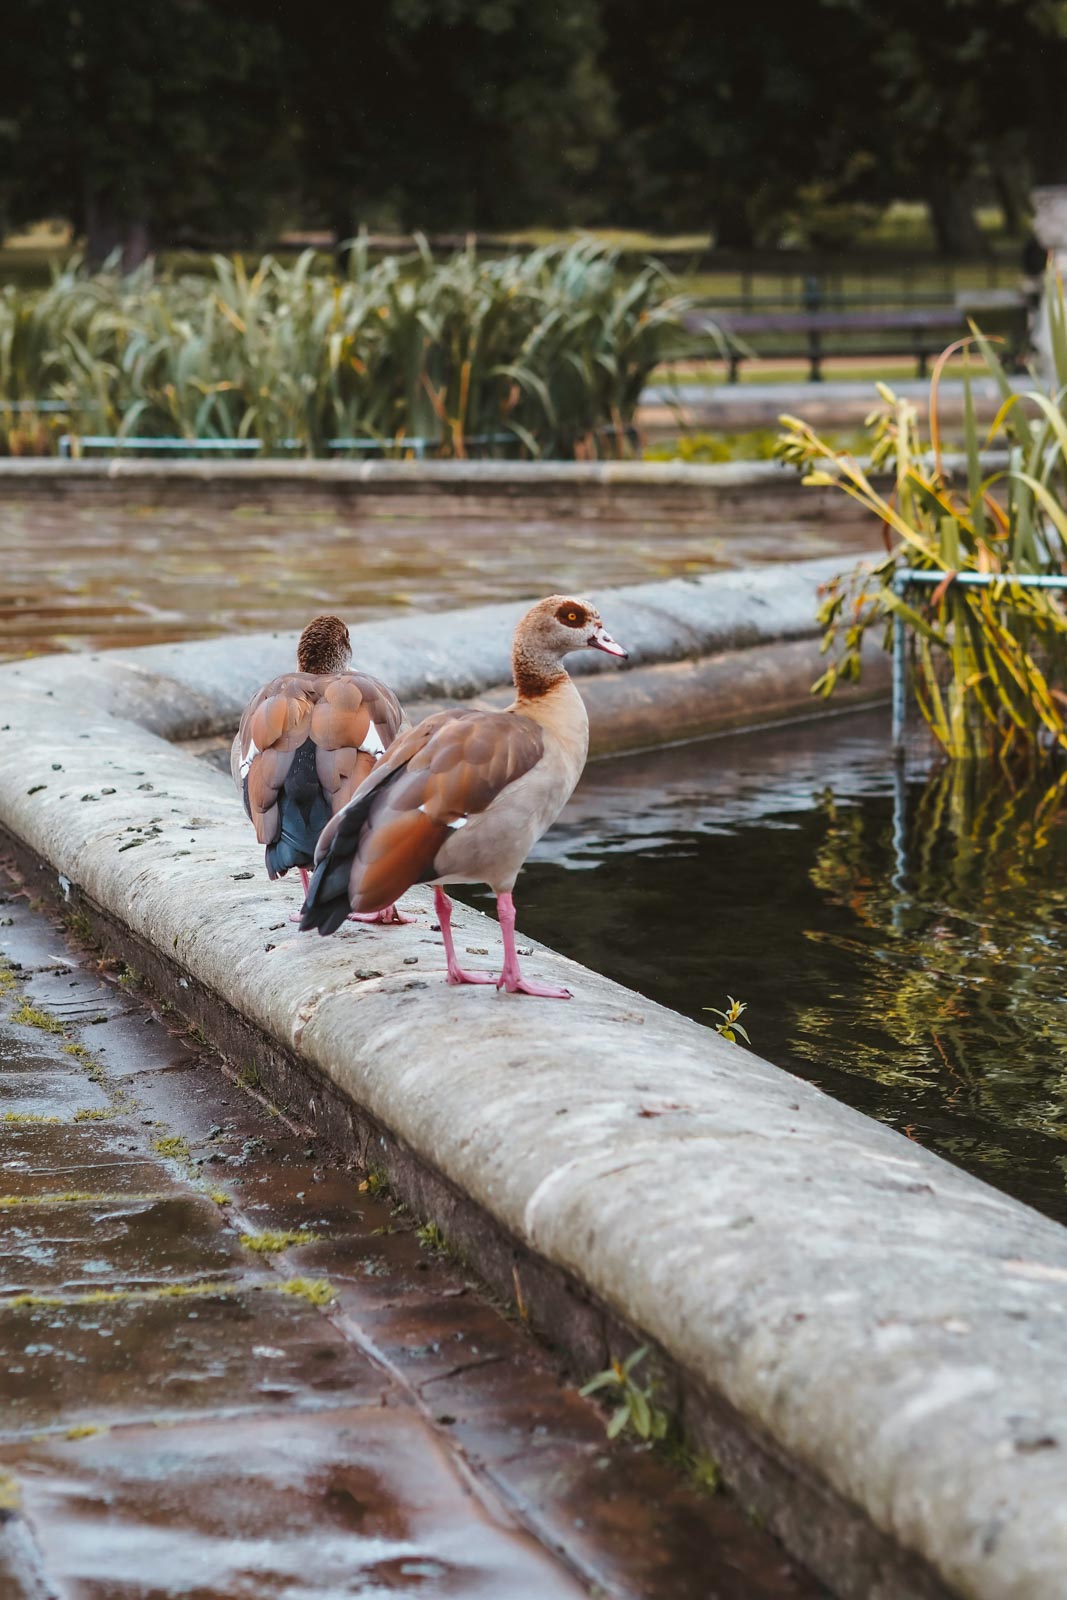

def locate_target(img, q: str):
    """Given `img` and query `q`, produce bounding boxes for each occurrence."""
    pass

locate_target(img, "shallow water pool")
[463,709,1067,1223]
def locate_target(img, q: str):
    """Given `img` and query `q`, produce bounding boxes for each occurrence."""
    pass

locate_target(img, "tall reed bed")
[0,240,696,458]
[779,276,1067,763]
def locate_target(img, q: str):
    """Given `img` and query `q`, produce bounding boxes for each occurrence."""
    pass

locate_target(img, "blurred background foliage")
[0,241,694,457]
[0,0,1065,268]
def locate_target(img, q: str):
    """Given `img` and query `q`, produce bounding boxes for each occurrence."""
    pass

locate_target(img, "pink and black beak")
[588,624,628,659]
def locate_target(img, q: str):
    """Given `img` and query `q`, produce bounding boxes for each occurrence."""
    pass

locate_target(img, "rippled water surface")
[3,494,873,660]
[463,711,1067,1222]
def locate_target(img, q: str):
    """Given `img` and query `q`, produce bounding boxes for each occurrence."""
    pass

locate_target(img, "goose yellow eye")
[566,610,578,622]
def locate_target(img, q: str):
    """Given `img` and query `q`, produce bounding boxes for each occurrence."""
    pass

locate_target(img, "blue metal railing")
[56,432,517,459]
[891,567,1067,753]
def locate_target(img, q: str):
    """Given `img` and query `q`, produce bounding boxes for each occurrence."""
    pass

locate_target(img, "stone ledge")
[4,555,871,742]
[0,567,1063,1600]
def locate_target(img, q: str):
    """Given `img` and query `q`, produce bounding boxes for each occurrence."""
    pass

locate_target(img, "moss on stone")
[279,1276,335,1306]
[152,1135,191,1162]
[241,1229,320,1254]
[11,1001,66,1034]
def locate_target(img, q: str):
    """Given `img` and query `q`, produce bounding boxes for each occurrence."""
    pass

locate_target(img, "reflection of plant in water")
[796,763,1067,1157]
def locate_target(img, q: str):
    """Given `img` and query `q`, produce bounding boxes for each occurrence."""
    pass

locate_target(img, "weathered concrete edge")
[2,699,1065,1600]
[0,455,803,490]
[1,572,1065,1598]
[0,449,1000,496]
[1,827,948,1600]
[7,555,878,745]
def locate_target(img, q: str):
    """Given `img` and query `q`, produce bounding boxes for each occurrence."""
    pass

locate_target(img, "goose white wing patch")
[417,804,468,830]
[239,737,260,781]
[358,720,386,758]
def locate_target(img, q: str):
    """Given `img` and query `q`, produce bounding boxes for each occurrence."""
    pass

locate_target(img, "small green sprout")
[579,1346,668,1442]
[416,1221,447,1252]
[704,996,751,1045]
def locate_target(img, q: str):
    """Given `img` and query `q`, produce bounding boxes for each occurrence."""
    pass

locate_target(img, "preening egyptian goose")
[231,614,411,923]
[300,596,628,997]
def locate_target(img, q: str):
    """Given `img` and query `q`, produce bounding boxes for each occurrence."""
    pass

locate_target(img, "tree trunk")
[991,158,1028,237]
[926,173,986,258]
[712,194,755,252]
[85,197,151,271]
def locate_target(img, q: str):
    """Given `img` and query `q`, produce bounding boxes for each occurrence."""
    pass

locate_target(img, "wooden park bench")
[686,302,1029,382]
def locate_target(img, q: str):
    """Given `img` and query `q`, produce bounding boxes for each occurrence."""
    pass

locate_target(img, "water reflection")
[465,713,1067,1221]
[1,496,875,661]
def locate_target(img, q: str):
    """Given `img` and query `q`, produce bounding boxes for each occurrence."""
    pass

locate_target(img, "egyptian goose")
[231,614,411,923]
[300,596,628,997]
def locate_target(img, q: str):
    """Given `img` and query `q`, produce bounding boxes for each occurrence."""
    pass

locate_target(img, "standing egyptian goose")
[299,596,628,997]
[231,614,411,923]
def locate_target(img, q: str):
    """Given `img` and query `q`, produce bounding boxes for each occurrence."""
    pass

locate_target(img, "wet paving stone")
[0,868,823,1598]
[1,1407,590,1599]
[0,1070,111,1119]
[0,1124,176,1200]
[0,1288,384,1439]
[0,1192,247,1296]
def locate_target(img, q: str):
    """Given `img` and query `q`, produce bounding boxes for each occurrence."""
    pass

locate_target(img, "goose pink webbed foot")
[434,888,571,998]
[347,904,416,925]
[289,867,314,922]
[294,870,412,925]
[434,889,497,985]
[496,892,571,999]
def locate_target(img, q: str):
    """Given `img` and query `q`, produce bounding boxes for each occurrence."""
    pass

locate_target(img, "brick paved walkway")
[0,867,820,1599]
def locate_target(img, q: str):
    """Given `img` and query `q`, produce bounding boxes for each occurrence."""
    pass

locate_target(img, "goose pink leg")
[292,868,413,925]
[347,903,416,925]
[434,888,496,986]
[495,892,572,999]
[289,867,313,923]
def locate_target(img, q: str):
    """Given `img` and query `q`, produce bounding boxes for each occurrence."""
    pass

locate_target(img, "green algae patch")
[152,1135,191,1163]
[4,1279,242,1311]
[241,1229,320,1254]
[0,1470,21,1511]
[280,1276,335,1307]
[65,1423,105,1441]
[10,1001,66,1034]
[0,1190,161,1210]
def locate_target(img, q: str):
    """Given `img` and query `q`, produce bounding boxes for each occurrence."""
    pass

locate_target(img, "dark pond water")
[463,709,1067,1224]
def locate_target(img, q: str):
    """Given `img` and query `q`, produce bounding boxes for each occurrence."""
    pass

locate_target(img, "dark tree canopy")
[1,0,1065,260]
[0,0,295,264]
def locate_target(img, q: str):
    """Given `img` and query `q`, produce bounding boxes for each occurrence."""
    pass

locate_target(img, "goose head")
[512,595,628,698]
[297,614,352,675]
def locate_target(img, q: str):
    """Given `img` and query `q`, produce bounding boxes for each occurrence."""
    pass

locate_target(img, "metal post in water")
[891,572,908,757]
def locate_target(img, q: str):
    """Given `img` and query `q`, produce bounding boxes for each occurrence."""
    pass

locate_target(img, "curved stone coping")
[0,455,799,491]
[2,571,1064,1599]
[4,555,869,742]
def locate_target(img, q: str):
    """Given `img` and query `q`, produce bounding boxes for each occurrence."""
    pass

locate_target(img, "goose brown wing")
[310,671,407,809]
[233,674,317,847]
[233,669,406,879]
[302,709,544,933]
